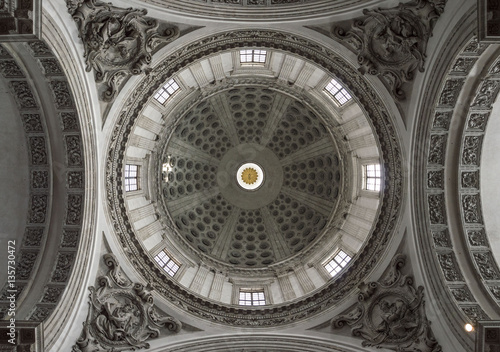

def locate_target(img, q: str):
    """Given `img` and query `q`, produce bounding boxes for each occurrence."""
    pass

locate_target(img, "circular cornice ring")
[105,29,404,326]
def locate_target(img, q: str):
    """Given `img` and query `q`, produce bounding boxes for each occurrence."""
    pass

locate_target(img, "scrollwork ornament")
[73,254,181,352]
[332,1,446,100]
[67,0,179,102]
[331,254,441,352]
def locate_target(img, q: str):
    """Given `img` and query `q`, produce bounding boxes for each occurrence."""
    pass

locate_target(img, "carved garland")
[105,29,404,326]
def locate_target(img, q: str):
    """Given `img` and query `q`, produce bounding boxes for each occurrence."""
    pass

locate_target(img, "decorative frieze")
[61,229,80,248]
[473,252,500,280]
[331,254,441,352]
[461,305,489,323]
[65,135,83,166]
[462,194,482,224]
[428,193,446,224]
[489,286,500,300]
[73,254,181,352]
[67,0,179,101]
[439,79,464,107]
[432,111,452,130]
[463,38,487,55]
[451,57,477,75]
[41,287,65,303]
[10,81,37,109]
[60,112,79,131]
[28,306,53,322]
[437,253,463,282]
[39,58,63,76]
[462,136,482,166]
[467,112,489,131]
[66,194,83,225]
[428,134,447,165]
[0,60,24,77]
[22,113,43,132]
[50,80,74,108]
[28,136,47,165]
[68,171,84,189]
[28,194,47,223]
[450,287,474,302]
[31,170,49,189]
[432,229,451,248]
[27,41,52,57]
[427,170,444,189]
[23,227,44,247]
[472,80,500,108]
[16,251,38,280]
[461,171,479,189]
[51,252,75,283]
[467,229,488,247]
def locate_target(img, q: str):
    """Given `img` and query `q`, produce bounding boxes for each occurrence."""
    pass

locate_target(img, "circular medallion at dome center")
[158,86,344,268]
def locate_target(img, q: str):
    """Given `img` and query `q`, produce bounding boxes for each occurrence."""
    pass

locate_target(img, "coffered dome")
[157,85,344,268]
[104,30,403,326]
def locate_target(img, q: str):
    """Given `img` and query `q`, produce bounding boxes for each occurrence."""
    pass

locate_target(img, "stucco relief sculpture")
[332,0,445,100]
[73,254,181,352]
[331,254,441,352]
[67,0,179,101]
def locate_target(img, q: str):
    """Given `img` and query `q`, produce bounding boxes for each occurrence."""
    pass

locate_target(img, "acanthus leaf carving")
[67,0,179,102]
[331,254,441,352]
[73,254,181,352]
[332,0,446,100]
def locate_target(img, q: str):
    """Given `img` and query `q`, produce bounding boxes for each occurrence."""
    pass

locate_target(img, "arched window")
[324,250,352,278]
[238,288,266,306]
[324,78,352,106]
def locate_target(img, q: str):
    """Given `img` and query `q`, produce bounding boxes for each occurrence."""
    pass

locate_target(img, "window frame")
[153,78,180,105]
[324,250,352,278]
[239,49,268,65]
[324,78,352,106]
[363,163,382,192]
[154,249,181,277]
[238,288,267,306]
[124,164,140,192]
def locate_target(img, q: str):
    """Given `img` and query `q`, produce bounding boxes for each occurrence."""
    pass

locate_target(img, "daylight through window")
[324,78,352,106]
[154,250,180,277]
[124,164,139,192]
[324,250,352,278]
[238,289,266,306]
[364,164,382,191]
[240,49,267,64]
[154,78,180,104]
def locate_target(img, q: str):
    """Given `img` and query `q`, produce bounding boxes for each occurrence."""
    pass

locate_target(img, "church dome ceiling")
[104,29,404,326]
[158,86,344,268]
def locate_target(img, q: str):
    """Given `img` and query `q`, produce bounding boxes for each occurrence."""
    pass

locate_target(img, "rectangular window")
[154,78,180,104]
[154,250,180,277]
[364,164,382,191]
[324,78,352,106]
[324,250,352,277]
[124,164,139,192]
[240,49,267,64]
[238,289,266,306]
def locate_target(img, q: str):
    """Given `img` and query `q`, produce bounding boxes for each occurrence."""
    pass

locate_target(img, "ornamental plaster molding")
[67,0,179,102]
[332,0,446,100]
[420,32,500,331]
[73,254,181,352]
[104,29,404,326]
[331,254,441,352]
[0,42,85,323]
